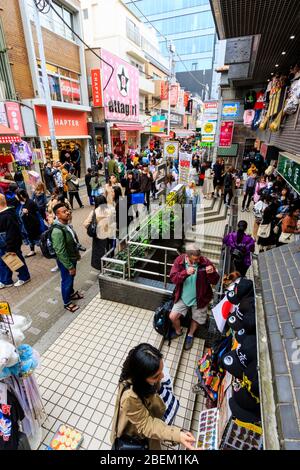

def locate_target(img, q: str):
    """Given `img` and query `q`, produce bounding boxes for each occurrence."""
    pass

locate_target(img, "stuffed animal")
[0,343,39,379]
[0,339,19,375]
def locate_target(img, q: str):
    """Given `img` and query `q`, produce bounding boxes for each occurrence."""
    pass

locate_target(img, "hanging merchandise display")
[0,302,45,450]
[284,75,300,115]
[243,110,255,127]
[254,91,265,110]
[251,109,263,130]
[10,141,33,167]
[244,91,257,110]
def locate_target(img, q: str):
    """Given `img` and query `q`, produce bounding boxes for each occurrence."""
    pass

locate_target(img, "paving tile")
[269,333,284,353]
[277,405,300,440]
[281,322,296,340]
[88,438,102,450]
[76,417,89,432]
[275,375,294,404]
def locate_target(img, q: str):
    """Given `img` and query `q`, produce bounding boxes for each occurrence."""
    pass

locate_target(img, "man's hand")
[69,268,76,276]
[206,265,214,274]
[187,267,195,275]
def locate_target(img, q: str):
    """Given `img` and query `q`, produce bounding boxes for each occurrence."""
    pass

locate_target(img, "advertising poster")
[179,151,192,185]
[151,115,166,133]
[204,101,218,114]
[202,120,217,136]
[219,121,234,147]
[222,102,240,118]
[202,135,215,143]
[164,141,179,159]
[91,69,103,107]
[5,102,24,135]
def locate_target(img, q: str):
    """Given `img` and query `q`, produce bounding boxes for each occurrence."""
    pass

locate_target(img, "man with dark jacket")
[213,159,225,197]
[44,162,56,194]
[0,194,31,289]
[140,165,153,212]
[51,203,82,312]
[169,245,220,350]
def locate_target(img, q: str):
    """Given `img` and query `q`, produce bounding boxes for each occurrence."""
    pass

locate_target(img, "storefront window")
[37,62,81,105]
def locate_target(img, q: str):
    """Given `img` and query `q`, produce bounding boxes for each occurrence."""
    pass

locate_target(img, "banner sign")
[5,102,24,135]
[219,121,234,147]
[151,115,166,133]
[179,151,192,185]
[204,101,218,114]
[164,141,179,159]
[202,135,215,143]
[202,120,217,136]
[277,153,300,195]
[222,102,240,118]
[91,69,103,107]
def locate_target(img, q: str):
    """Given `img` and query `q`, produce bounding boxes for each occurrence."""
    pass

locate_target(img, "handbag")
[257,223,271,239]
[273,220,282,235]
[112,382,149,451]
[279,232,295,244]
[231,248,244,261]
[131,192,145,205]
[87,210,97,238]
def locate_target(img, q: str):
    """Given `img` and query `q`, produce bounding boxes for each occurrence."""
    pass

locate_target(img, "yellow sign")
[0,302,11,317]
[166,144,176,155]
[204,122,214,134]
[164,141,179,159]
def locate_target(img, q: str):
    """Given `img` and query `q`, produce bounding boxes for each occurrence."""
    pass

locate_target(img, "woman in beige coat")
[111,343,196,450]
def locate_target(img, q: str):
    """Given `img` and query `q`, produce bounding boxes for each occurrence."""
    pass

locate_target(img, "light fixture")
[290,35,295,39]
[275,64,279,67]
[271,72,274,75]
[282,51,286,55]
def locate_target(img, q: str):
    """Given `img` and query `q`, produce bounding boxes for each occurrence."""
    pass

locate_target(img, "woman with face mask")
[111,344,196,451]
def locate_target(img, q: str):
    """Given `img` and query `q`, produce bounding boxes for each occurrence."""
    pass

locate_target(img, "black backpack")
[153,300,174,344]
[40,225,66,259]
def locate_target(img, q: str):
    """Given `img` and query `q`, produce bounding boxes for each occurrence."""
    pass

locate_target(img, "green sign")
[277,153,300,195]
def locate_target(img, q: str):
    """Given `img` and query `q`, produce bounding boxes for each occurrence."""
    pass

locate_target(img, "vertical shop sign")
[91,69,103,107]
[0,102,8,127]
[179,151,192,185]
[277,153,300,195]
[170,84,179,106]
[219,121,234,147]
[160,81,169,100]
[5,102,24,135]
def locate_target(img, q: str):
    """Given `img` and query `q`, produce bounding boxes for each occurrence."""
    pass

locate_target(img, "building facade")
[123,0,223,100]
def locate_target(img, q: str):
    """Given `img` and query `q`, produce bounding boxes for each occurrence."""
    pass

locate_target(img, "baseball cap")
[229,387,261,423]
[221,335,257,379]
[227,278,254,305]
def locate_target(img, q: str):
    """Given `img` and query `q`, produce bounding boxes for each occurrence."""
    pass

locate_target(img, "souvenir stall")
[0,302,45,450]
[195,278,263,451]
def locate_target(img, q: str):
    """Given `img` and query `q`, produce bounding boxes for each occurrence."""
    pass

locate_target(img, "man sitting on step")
[169,244,220,351]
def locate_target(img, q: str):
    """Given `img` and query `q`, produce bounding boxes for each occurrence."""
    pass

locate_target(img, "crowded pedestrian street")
[1,0,300,459]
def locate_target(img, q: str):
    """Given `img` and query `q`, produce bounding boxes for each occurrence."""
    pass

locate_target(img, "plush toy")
[12,314,32,332]
[0,339,19,375]
[0,328,25,346]
[0,343,39,379]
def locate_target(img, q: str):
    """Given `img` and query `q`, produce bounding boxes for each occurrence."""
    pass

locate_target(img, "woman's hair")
[237,220,248,243]
[35,182,46,193]
[94,195,107,209]
[16,189,29,201]
[52,187,61,198]
[223,271,241,287]
[288,204,300,216]
[113,185,122,202]
[120,344,163,401]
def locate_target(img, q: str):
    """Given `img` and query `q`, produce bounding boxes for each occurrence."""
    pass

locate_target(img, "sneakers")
[245,208,250,212]
[0,282,14,289]
[184,335,194,351]
[25,251,36,258]
[51,266,59,273]
[241,208,245,212]
[14,279,31,287]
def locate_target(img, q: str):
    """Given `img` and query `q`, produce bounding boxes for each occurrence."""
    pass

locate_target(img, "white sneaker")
[14,279,31,288]
[0,282,14,289]
[51,266,59,273]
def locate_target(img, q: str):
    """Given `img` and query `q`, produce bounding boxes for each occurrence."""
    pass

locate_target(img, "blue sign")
[222,102,240,118]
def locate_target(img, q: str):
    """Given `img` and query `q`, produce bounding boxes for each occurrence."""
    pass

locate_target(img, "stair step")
[201,248,222,259]
[160,329,187,382]
[172,337,205,445]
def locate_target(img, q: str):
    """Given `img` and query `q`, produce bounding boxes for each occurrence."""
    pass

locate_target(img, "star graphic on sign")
[117,67,129,96]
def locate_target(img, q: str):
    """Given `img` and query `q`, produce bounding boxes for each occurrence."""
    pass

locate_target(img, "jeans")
[0,248,30,285]
[144,191,151,211]
[242,188,255,209]
[69,192,83,209]
[57,260,77,307]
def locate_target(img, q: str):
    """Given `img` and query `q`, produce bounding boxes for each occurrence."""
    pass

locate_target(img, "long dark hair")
[94,195,107,209]
[236,220,248,244]
[16,189,29,202]
[120,344,163,402]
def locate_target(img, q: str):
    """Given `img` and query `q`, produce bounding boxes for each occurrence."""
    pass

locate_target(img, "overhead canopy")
[112,123,144,132]
[210,0,300,84]
[0,123,21,143]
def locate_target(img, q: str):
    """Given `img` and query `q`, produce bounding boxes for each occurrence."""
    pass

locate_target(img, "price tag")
[0,383,8,405]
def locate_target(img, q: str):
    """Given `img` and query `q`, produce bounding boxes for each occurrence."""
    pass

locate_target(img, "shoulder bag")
[279,232,295,244]
[112,382,149,451]
[257,223,271,239]
[86,210,97,238]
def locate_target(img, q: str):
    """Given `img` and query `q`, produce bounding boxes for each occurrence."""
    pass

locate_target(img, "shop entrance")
[43,139,88,178]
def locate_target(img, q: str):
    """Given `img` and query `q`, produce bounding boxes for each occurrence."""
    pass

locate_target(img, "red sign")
[91,69,103,107]
[160,81,168,100]
[219,121,234,147]
[61,79,81,102]
[5,102,24,135]
[204,101,218,114]
[184,92,190,109]
[35,106,88,137]
[260,143,268,159]
[170,84,179,106]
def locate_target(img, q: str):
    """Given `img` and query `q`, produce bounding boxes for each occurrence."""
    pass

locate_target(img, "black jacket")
[140,172,153,193]
[0,207,23,252]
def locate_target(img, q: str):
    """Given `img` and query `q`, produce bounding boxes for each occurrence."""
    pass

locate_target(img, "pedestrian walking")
[108,153,119,180]
[186,181,200,228]
[213,158,225,197]
[140,165,153,212]
[169,245,220,350]
[16,189,41,258]
[242,173,257,212]
[44,161,56,194]
[85,168,94,206]
[223,220,255,276]
[32,182,48,220]
[105,175,122,206]
[71,144,81,178]
[51,203,83,312]
[83,195,116,271]
[66,168,84,209]
[203,163,214,199]
[0,194,31,289]
[223,167,235,207]
[111,343,196,450]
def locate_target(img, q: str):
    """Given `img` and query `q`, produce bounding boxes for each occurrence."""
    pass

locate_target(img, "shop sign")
[202,120,217,136]
[260,143,268,158]
[5,102,24,135]
[161,81,168,100]
[162,112,184,128]
[91,69,103,107]
[222,102,240,118]
[219,121,234,147]
[0,102,8,127]
[61,79,81,102]
[277,153,300,195]
[35,106,88,137]
[101,49,139,122]
[204,101,218,114]
[186,99,193,114]
[164,141,179,159]
[184,92,190,110]
[170,84,179,107]
[120,131,127,141]
[202,135,215,143]
[179,151,192,185]
[151,115,166,133]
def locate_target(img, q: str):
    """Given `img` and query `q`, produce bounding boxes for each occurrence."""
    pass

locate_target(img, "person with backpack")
[90,170,103,199]
[50,203,82,313]
[66,168,84,210]
[169,245,220,351]
[223,167,235,208]
[0,194,31,289]
[223,220,255,276]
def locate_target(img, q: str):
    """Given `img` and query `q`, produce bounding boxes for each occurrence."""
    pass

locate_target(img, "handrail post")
[164,250,168,289]
[127,244,131,280]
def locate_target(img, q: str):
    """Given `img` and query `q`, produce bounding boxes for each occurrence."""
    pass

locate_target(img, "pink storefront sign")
[101,49,139,122]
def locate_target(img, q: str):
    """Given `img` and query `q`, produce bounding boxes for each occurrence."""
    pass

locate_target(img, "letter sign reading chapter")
[91,69,103,107]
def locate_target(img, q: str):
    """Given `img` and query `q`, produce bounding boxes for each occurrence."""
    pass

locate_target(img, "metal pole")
[127,245,131,280]
[34,5,57,152]
[167,43,175,139]
[164,250,168,289]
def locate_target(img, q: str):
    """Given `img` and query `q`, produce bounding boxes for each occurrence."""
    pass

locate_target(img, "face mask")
[20,201,25,205]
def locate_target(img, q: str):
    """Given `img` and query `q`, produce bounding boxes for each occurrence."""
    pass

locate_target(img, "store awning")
[173,129,195,138]
[112,124,144,132]
[0,124,21,144]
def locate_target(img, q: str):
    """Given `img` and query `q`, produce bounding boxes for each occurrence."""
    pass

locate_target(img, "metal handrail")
[128,241,180,253]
